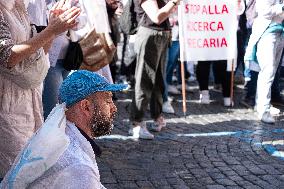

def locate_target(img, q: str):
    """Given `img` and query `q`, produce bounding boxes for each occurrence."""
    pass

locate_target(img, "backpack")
[119,0,138,35]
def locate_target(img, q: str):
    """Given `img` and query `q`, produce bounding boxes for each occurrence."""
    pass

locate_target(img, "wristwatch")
[171,0,177,6]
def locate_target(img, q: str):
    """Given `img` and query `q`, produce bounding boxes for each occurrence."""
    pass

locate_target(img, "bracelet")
[171,1,177,6]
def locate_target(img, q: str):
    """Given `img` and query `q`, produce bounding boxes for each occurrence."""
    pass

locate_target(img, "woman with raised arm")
[0,0,80,179]
[129,0,180,139]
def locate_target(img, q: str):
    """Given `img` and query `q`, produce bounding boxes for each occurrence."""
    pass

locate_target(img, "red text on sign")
[187,21,224,31]
[188,38,228,48]
[185,4,229,15]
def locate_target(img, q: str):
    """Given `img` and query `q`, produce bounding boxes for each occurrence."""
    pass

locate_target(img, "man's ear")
[79,99,93,117]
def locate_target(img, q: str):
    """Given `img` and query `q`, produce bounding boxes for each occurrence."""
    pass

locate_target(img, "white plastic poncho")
[0,104,70,189]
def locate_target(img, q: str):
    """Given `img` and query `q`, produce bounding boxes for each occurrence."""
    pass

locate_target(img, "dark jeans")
[196,60,231,97]
[43,60,70,120]
[236,29,247,75]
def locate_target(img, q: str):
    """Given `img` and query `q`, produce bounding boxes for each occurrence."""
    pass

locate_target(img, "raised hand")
[47,3,81,35]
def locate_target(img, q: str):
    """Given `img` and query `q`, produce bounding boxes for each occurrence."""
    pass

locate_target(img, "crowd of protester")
[0,0,283,188]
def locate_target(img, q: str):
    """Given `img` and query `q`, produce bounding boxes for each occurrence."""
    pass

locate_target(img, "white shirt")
[28,121,106,189]
[27,0,48,26]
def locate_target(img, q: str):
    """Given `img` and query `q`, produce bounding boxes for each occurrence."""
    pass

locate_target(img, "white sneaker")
[168,85,180,95]
[162,101,175,114]
[270,106,280,116]
[244,77,251,82]
[254,106,280,116]
[187,76,196,82]
[168,96,174,102]
[259,112,275,124]
[224,97,234,107]
[199,90,210,104]
[149,116,166,132]
[172,75,178,82]
[128,121,154,139]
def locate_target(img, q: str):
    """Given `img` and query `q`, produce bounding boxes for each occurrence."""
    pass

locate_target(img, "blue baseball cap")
[59,70,128,107]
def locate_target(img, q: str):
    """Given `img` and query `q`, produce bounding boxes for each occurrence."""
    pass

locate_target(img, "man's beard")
[90,110,115,138]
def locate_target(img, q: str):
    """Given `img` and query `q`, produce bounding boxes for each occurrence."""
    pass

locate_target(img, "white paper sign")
[179,0,238,61]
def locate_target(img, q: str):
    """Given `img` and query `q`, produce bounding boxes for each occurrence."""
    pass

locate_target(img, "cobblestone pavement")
[96,83,284,189]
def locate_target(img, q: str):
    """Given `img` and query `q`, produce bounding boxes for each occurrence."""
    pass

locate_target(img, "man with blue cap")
[59,69,127,139]
[0,70,127,189]
[49,70,126,188]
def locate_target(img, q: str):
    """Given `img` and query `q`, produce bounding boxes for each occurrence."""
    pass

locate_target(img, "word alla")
[185,4,229,15]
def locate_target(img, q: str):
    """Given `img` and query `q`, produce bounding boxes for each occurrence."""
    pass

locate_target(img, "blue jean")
[43,60,70,119]
[244,28,252,79]
[246,71,258,99]
[166,41,180,85]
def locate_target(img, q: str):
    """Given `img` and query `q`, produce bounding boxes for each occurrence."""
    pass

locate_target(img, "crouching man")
[1,70,127,189]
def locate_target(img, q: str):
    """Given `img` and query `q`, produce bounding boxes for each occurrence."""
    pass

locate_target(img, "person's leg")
[244,28,253,81]
[43,60,70,120]
[163,49,169,102]
[271,50,284,105]
[212,62,222,86]
[196,61,210,91]
[131,28,170,139]
[124,35,137,86]
[151,32,169,120]
[256,32,284,121]
[246,71,258,99]
[236,30,246,74]
[120,33,128,73]
[242,70,258,108]
[109,58,117,84]
[166,41,180,84]
[149,31,170,131]
[177,61,189,84]
[197,61,211,103]
[152,60,165,119]
[271,64,281,99]
[187,61,196,81]
[213,60,231,98]
[130,28,160,122]
[162,47,175,114]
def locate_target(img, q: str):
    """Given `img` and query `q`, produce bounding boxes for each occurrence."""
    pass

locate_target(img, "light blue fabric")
[59,70,128,107]
[245,23,284,64]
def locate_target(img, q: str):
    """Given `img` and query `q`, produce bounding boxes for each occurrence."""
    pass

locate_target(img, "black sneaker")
[240,97,255,109]
[271,97,284,107]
